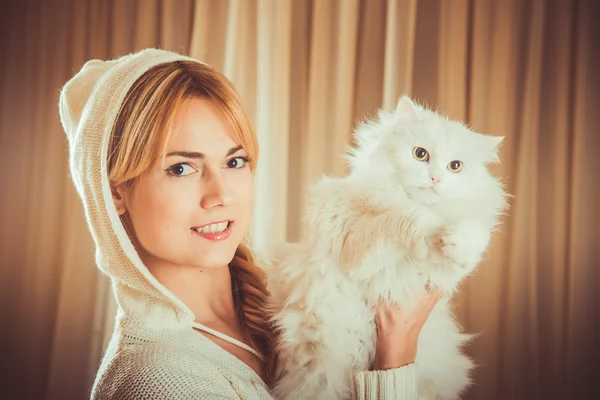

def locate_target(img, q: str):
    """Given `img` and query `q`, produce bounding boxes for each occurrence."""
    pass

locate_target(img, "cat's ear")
[479,134,504,163]
[394,95,421,123]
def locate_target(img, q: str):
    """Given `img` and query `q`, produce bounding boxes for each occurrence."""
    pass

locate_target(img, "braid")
[230,244,278,385]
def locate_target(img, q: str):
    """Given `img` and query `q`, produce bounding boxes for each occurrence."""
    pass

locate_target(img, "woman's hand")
[372,286,444,370]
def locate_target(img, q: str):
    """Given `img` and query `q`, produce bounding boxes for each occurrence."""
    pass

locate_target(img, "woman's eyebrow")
[166,145,244,159]
[166,151,204,159]
[226,145,244,156]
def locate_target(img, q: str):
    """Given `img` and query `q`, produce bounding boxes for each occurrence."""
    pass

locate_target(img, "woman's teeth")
[194,221,229,234]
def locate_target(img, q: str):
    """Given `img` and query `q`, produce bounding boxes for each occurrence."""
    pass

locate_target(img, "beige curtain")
[1,1,598,399]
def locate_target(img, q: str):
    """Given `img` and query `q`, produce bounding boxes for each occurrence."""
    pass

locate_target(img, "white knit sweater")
[93,328,416,399]
[58,48,418,400]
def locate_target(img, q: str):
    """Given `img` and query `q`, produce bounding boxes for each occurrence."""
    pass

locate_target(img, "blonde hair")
[107,60,274,383]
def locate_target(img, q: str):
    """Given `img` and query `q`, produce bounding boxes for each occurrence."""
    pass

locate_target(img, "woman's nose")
[200,169,234,209]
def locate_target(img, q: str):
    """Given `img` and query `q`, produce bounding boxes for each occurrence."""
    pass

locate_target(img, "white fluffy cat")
[267,96,509,400]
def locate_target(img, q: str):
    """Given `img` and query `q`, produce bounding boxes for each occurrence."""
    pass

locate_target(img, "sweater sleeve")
[351,363,417,400]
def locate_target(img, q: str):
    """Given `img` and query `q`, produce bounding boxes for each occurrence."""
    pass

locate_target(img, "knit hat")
[58,49,200,332]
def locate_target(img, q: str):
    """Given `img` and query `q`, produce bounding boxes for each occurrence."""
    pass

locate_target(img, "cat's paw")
[411,236,430,260]
[439,219,490,270]
[410,207,444,260]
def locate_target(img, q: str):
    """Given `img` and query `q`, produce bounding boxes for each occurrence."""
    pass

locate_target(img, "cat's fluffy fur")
[267,96,509,400]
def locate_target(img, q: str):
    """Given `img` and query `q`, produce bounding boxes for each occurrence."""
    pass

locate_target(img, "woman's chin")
[192,250,238,270]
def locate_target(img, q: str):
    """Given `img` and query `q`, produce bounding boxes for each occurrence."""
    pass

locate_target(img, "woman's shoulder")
[91,341,237,399]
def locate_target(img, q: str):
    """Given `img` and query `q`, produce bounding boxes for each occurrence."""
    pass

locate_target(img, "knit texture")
[353,365,417,400]
[59,48,417,399]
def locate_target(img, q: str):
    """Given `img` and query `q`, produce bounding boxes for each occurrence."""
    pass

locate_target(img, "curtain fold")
[1,1,597,399]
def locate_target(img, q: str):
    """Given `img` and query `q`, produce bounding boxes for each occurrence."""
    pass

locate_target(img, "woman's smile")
[191,220,234,241]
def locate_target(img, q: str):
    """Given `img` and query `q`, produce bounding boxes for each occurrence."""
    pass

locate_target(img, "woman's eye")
[167,163,196,177]
[226,157,249,169]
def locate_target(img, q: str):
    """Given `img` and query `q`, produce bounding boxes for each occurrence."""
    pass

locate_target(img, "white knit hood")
[58,49,280,399]
[59,49,200,335]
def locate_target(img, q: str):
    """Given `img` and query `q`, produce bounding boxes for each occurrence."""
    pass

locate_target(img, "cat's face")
[382,97,503,205]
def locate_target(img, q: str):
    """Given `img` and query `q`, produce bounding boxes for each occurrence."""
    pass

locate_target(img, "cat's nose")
[431,176,440,185]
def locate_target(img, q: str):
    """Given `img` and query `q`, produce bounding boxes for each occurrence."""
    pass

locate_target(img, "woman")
[59,48,442,399]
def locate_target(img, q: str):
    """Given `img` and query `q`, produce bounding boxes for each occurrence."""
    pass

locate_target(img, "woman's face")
[114,98,254,270]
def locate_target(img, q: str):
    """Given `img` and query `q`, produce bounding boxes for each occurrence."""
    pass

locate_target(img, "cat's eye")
[412,147,430,162]
[448,160,463,172]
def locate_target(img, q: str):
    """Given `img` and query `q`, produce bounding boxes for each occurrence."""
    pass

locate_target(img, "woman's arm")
[351,287,443,400]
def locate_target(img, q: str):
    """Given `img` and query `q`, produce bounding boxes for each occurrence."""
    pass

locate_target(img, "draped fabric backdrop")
[1,1,598,399]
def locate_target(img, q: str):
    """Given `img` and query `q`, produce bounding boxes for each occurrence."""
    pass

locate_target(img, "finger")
[425,278,432,292]
[424,282,443,298]
[436,288,445,300]
[426,285,443,299]
[375,298,398,318]
[416,287,442,312]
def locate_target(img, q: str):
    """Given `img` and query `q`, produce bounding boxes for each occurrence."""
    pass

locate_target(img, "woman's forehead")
[169,98,242,154]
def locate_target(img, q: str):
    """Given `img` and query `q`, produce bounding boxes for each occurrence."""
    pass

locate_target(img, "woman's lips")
[191,221,233,241]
